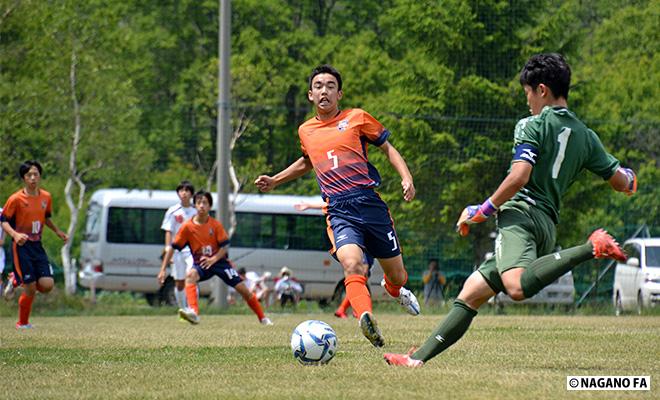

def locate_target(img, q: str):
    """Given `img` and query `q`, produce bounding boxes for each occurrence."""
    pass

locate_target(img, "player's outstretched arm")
[608,167,637,196]
[378,141,415,201]
[456,161,532,236]
[254,157,313,192]
[46,218,68,242]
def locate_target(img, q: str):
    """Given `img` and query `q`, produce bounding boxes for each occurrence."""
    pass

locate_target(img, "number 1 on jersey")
[552,128,571,179]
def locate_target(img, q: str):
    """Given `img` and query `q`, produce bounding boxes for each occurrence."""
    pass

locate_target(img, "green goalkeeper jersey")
[510,106,620,223]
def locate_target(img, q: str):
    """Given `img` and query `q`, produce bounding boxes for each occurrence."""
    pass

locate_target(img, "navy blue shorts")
[193,259,243,288]
[12,241,53,285]
[326,189,401,259]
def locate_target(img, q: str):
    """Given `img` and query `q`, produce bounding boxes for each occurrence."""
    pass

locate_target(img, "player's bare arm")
[1,220,28,246]
[378,141,415,202]
[46,218,68,242]
[254,157,313,192]
[158,247,174,284]
[608,167,637,196]
[199,247,228,269]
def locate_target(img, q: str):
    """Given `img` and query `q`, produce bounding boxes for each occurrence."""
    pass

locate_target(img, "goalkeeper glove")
[620,167,637,196]
[456,198,498,237]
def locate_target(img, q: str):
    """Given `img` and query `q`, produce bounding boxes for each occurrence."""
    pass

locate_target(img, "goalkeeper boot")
[381,279,420,316]
[384,348,424,368]
[589,229,626,262]
[178,308,200,325]
[359,311,385,348]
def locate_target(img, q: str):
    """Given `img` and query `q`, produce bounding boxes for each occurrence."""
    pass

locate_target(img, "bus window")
[107,207,164,244]
[232,212,330,252]
[288,214,331,251]
[84,202,102,242]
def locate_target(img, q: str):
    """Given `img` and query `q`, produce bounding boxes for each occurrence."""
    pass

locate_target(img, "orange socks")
[383,270,407,298]
[344,274,372,316]
[336,295,351,314]
[18,293,34,326]
[246,294,266,321]
[185,284,199,314]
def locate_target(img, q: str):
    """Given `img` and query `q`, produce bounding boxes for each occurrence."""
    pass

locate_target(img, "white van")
[613,237,660,315]
[79,189,385,305]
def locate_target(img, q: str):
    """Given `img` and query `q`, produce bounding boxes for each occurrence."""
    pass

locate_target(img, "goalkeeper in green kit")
[385,53,638,367]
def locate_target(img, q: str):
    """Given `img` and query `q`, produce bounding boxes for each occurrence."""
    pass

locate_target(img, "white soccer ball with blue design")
[290,320,338,365]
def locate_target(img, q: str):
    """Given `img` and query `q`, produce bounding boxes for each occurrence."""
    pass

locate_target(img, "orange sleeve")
[298,127,309,158]
[172,223,188,250]
[1,195,17,222]
[45,193,53,219]
[360,110,389,145]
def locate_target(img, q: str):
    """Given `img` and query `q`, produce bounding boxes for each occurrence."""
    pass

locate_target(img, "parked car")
[613,237,660,315]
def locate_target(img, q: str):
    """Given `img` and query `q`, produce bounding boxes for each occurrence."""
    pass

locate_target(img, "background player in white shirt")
[157,181,197,309]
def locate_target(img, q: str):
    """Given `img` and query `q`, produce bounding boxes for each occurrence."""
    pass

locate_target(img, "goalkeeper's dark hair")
[520,53,571,100]
[308,64,342,91]
[176,180,195,194]
[193,190,213,207]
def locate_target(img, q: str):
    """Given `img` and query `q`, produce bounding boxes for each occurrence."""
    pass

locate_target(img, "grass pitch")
[0,313,657,399]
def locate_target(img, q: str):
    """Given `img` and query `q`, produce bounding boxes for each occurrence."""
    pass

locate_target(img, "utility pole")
[213,0,231,307]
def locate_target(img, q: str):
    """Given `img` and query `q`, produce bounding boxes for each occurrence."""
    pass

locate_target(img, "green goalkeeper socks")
[412,299,477,362]
[520,242,593,298]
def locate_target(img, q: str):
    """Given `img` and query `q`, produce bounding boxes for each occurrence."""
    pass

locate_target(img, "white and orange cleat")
[589,229,626,262]
[381,279,420,316]
[3,272,17,301]
[178,308,200,325]
[384,348,424,368]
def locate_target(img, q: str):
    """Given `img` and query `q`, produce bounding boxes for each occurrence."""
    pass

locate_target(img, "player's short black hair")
[519,53,571,100]
[308,64,343,91]
[19,160,43,178]
[176,180,195,194]
[193,190,213,207]
[238,267,246,275]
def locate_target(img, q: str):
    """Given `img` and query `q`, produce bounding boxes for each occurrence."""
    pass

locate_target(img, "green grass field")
[0,312,657,399]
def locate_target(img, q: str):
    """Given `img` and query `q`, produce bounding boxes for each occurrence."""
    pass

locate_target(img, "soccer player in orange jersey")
[255,65,420,347]
[159,191,272,325]
[1,161,68,329]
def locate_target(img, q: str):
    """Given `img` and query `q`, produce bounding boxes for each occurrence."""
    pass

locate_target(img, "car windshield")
[646,246,660,267]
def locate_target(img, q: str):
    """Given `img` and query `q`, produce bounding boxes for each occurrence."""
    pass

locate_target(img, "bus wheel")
[159,279,177,307]
[145,293,159,307]
[331,280,346,304]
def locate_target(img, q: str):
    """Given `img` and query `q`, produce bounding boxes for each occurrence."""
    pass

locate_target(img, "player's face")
[178,189,192,206]
[22,166,41,190]
[524,84,549,115]
[308,73,342,118]
[195,196,210,216]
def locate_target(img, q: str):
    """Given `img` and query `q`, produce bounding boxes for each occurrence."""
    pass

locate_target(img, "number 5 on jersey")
[327,150,338,170]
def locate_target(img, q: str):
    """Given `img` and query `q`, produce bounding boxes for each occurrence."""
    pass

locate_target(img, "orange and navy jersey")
[171,217,230,264]
[298,108,390,198]
[0,189,52,242]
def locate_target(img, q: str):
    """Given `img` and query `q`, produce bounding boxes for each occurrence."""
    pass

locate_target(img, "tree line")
[1,0,658,280]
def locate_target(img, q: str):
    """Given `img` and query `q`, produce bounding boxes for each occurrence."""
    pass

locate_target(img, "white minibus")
[79,189,385,305]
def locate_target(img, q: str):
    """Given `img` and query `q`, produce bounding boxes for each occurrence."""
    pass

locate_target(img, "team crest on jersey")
[175,214,184,224]
[337,119,349,132]
[41,200,47,209]
[209,228,214,236]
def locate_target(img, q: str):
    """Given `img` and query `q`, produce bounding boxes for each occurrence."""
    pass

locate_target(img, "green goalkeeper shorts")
[478,200,556,293]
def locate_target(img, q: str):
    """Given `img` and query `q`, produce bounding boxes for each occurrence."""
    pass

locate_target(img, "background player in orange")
[1,160,68,329]
[159,190,272,325]
[256,65,420,347]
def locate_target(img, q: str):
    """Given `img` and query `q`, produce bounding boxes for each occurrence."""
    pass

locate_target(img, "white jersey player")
[157,181,197,309]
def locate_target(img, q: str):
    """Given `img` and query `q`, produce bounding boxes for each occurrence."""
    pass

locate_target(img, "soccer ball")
[290,320,338,365]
